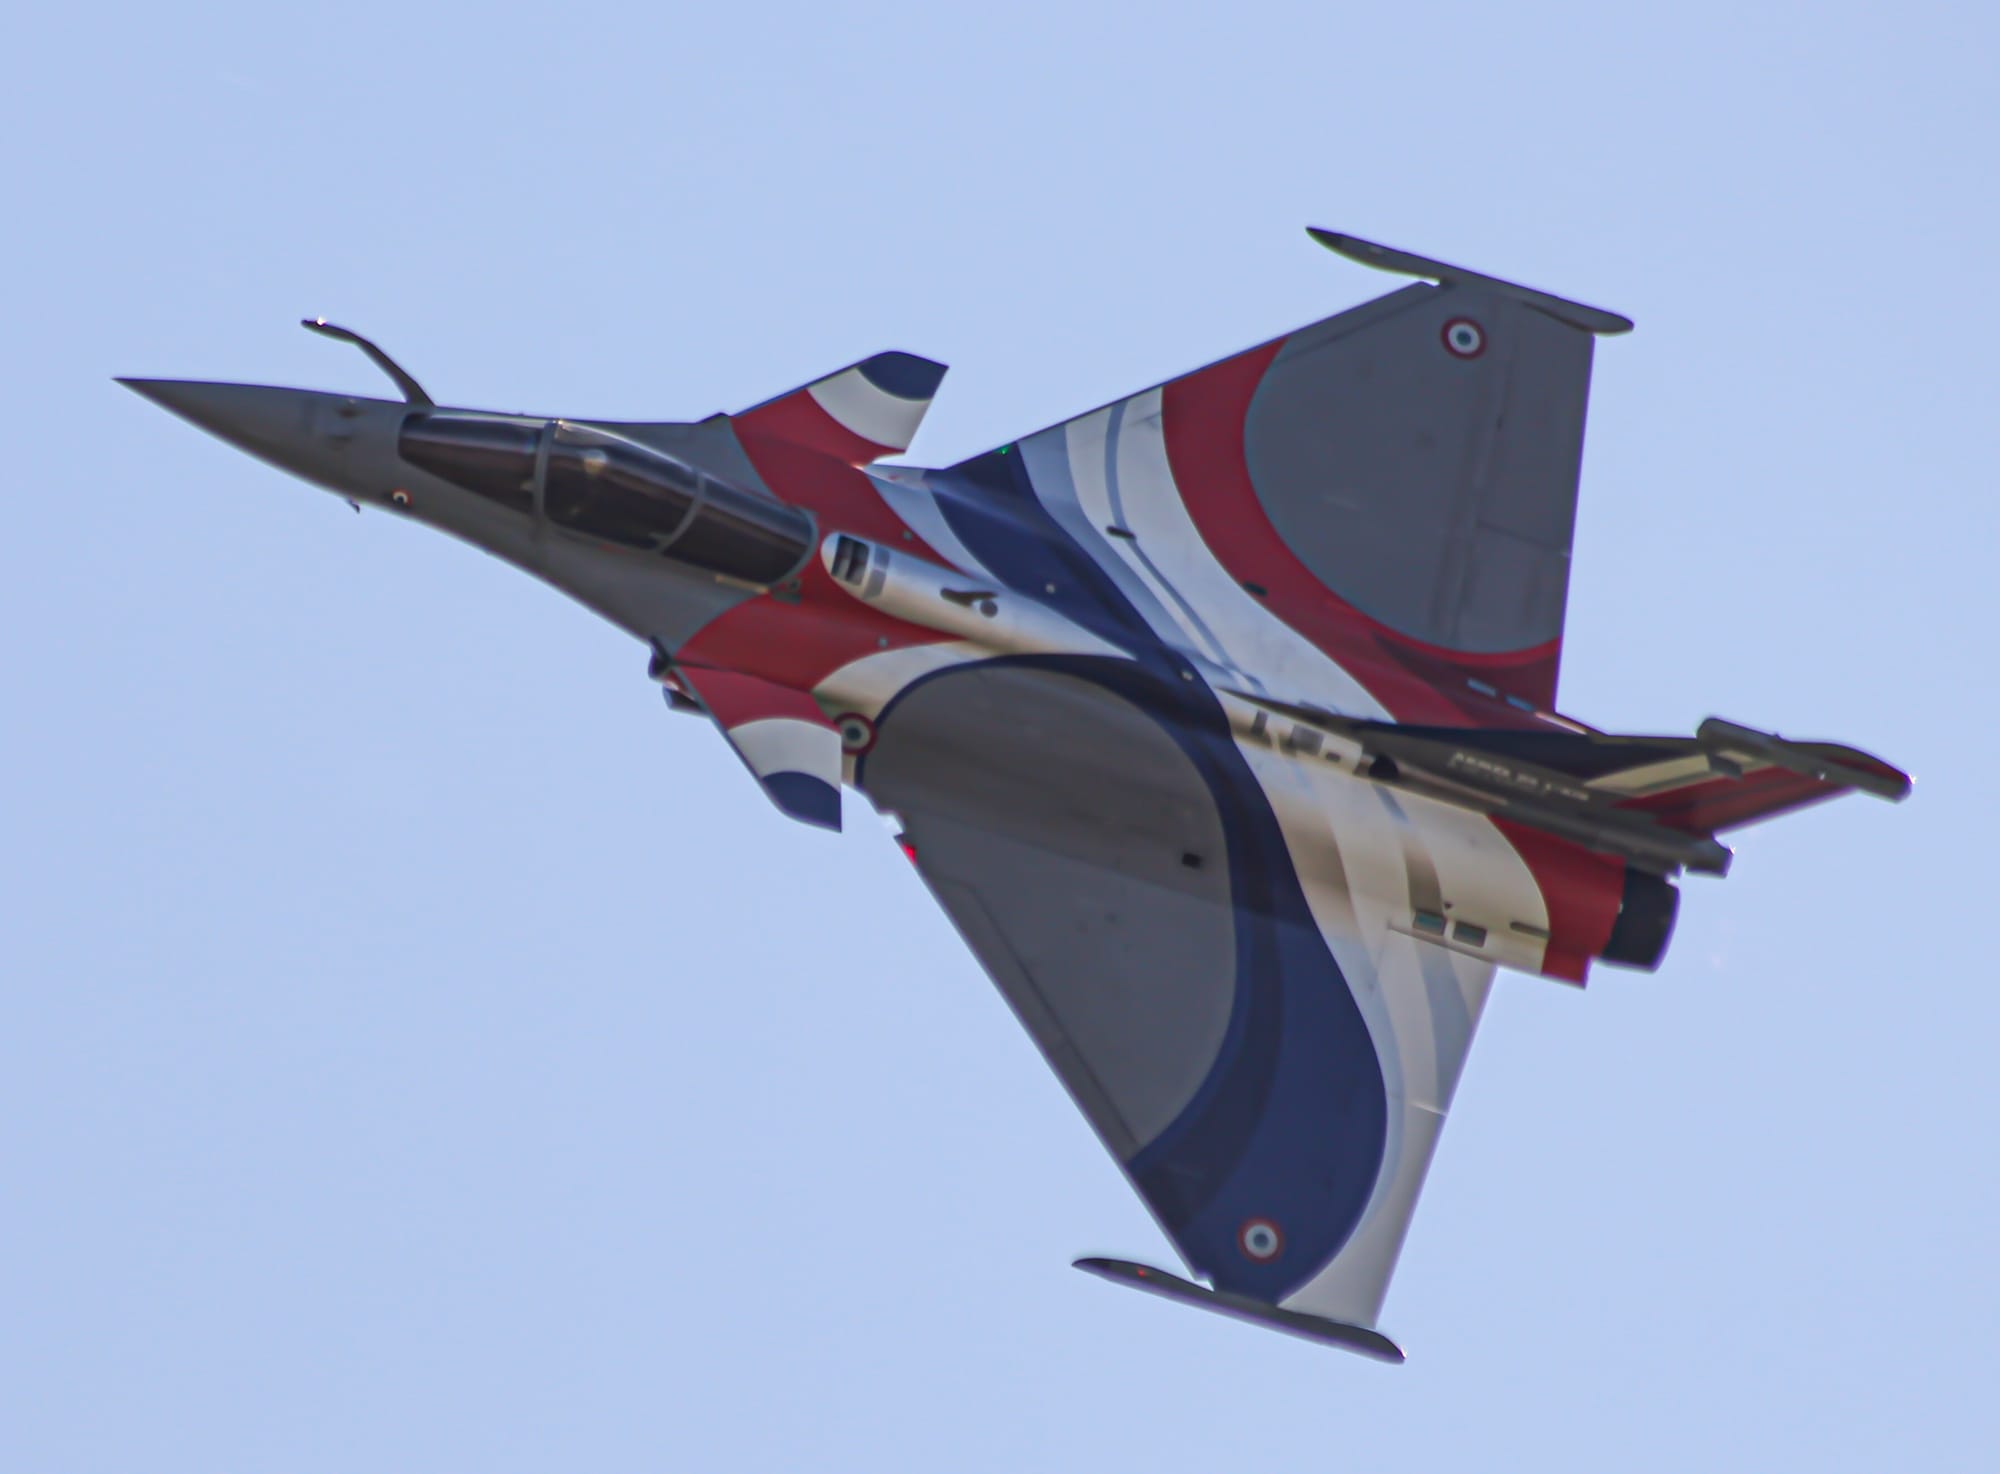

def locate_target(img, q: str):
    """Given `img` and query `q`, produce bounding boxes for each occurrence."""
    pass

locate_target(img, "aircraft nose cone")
[119,377,403,498]
[119,378,320,461]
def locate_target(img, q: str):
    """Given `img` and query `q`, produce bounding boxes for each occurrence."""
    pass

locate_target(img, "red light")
[896,836,917,862]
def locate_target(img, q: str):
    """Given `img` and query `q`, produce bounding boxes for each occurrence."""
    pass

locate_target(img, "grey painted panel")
[1244,283,1595,653]
[115,384,757,651]
[865,666,1236,1158]
[1454,525,1569,650]
[592,416,782,502]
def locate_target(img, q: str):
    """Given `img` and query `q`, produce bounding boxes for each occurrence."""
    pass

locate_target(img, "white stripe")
[1586,752,1728,796]
[813,641,996,787]
[1051,405,1232,668]
[1011,427,1193,650]
[813,640,990,723]
[808,368,930,451]
[1292,1090,1447,1327]
[1234,739,1543,1328]
[865,468,1002,584]
[728,716,840,785]
[1027,390,1386,718]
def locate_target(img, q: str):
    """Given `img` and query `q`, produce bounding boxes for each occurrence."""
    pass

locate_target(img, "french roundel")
[836,712,876,753]
[1238,1218,1284,1262]
[1441,318,1486,359]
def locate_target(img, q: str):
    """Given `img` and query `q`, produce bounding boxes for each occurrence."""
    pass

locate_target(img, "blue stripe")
[864,648,1387,1300]
[885,451,1390,1299]
[854,351,947,402]
[761,771,842,831]
[928,449,1162,656]
[1056,659,1387,1300]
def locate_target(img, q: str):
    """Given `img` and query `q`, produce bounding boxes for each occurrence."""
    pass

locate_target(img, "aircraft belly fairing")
[123,230,1910,1359]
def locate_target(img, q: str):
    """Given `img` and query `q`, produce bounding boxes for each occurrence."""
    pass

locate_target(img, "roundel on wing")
[1240,291,1587,656]
[1239,1218,1284,1262]
[835,711,876,753]
[1441,317,1486,358]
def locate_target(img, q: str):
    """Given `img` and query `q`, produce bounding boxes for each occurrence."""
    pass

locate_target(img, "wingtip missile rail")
[1073,1258,1405,1363]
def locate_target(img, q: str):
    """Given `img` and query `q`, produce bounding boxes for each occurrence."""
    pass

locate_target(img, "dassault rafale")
[124,230,1908,1360]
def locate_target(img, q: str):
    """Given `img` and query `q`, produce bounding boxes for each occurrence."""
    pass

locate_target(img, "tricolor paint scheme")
[123,231,1909,1361]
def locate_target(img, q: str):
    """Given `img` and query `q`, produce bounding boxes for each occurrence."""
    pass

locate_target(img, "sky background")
[4,2,1997,1468]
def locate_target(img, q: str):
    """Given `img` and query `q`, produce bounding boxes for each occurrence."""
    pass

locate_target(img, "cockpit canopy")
[398,414,539,513]
[397,414,813,587]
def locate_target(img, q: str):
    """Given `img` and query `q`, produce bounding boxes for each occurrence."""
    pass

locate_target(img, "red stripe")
[679,561,951,695]
[1492,818,1625,985]
[1161,344,1621,980]
[1159,342,1561,724]
[675,427,958,712]
[734,390,892,467]
[732,430,948,565]
[675,667,830,729]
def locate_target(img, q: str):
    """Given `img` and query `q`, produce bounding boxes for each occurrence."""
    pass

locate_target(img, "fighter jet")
[123,230,1908,1361]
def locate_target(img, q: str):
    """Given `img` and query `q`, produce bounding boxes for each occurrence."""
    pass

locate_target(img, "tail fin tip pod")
[732,351,949,466]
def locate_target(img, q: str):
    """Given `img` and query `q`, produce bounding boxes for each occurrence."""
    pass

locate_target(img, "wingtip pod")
[1073,1258,1405,1363]
[1307,226,1635,336]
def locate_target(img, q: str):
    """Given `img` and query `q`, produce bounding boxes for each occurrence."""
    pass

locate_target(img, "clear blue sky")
[4,2,1995,1468]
